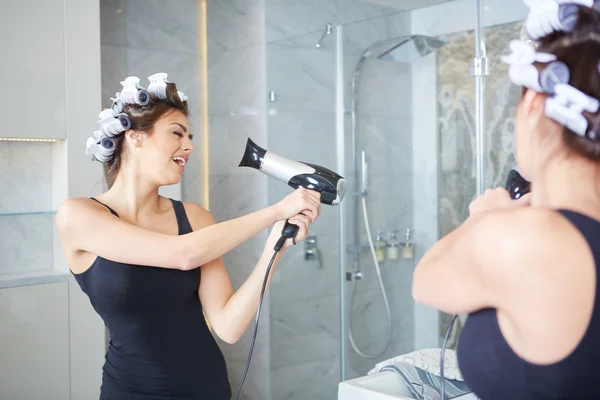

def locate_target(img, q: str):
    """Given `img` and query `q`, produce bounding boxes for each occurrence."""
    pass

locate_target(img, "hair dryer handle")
[273,221,300,252]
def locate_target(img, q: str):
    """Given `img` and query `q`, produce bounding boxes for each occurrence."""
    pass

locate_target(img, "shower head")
[363,35,448,63]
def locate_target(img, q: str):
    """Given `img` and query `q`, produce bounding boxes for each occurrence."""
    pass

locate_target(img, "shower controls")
[304,236,322,269]
[346,271,363,281]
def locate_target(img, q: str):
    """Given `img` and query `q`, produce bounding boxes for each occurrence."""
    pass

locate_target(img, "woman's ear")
[521,88,546,120]
[125,130,144,148]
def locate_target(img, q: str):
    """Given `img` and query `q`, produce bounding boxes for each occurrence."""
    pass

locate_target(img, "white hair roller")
[85,136,115,163]
[524,0,591,40]
[98,109,131,137]
[148,73,169,99]
[178,91,188,101]
[119,76,150,106]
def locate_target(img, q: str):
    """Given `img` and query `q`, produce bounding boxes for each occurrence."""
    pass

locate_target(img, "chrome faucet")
[304,236,322,269]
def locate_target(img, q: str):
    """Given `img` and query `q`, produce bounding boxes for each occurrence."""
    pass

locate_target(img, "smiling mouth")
[173,157,186,167]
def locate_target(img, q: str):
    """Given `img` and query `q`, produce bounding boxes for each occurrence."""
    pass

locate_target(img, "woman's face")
[132,110,194,187]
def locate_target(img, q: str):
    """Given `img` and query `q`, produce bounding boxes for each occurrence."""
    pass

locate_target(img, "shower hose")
[348,196,393,359]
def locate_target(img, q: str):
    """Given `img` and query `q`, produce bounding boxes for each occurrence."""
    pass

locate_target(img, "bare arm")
[56,188,320,271]
[186,203,313,344]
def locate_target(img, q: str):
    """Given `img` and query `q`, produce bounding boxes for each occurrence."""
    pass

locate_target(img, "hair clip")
[148,73,169,99]
[546,83,600,136]
[111,94,125,114]
[119,76,150,106]
[98,109,131,137]
[85,136,115,163]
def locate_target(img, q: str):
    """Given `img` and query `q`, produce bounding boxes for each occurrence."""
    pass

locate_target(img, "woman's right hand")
[274,188,321,223]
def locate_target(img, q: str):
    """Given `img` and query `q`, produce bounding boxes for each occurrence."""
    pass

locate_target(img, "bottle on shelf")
[387,229,401,261]
[374,230,387,263]
[402,228,414,260]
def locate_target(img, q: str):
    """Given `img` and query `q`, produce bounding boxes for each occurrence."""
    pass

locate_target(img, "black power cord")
[235,221,299,400]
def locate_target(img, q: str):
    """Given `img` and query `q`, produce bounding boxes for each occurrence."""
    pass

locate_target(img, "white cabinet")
[0,281,70,400]
[0,1,67,140]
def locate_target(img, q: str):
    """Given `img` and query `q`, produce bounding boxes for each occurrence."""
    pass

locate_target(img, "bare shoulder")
[472,207,593,293]
[56,197,111,230]
[181,202,216,230]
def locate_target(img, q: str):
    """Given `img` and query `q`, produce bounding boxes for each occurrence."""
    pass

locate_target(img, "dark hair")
[535,6,600,160]
[104,82,189,187]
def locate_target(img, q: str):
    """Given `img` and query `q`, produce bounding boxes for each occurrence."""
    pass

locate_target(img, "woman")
[56,73,321,399]
[412,2,600,399]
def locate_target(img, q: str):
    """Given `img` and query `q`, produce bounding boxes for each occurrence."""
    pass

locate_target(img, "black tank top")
[73,198,231,400]
[457,209,600,399]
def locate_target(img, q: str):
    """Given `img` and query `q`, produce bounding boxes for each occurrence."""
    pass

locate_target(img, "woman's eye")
[173,131,183,137]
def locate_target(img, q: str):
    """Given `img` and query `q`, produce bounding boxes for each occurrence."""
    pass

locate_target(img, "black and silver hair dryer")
[238,138,347,206]
[505,165,531,200]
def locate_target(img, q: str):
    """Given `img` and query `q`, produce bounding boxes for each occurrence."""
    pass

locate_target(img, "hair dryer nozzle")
[238,138,267,170]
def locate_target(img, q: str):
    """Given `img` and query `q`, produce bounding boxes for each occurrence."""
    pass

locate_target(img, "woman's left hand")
[267,213,313,250]
[468,187,531,218]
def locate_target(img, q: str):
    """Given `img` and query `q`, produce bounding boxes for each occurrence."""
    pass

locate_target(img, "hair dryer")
[238,138,347,206]
[505,165,531,200]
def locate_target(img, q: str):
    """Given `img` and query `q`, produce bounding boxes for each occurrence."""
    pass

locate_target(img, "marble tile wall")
[436,21,523,346]
[0,142,55,276]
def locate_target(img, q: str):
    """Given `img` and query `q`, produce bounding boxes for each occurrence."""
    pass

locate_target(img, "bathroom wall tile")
[207,45,267,116]
[209,174,268,224]
[266,40,336,112]
[206,0,265,54]
[208,114,267,175]
[100,45,128,109]
[100,0,127,47]
[353,60,412,119]
[265,0,339,43]
[270,293,339,369]
[411,0,528,37]
[0,142,53,213]
[271,358,340,400]
[342,10,412,57]
[124,0,198,55]
[336,0,400,25]
[269,233,339,303]
[0,215,54,275]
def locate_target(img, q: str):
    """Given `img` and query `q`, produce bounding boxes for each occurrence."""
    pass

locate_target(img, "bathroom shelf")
[0,211,56,217]
[0,269,69,289]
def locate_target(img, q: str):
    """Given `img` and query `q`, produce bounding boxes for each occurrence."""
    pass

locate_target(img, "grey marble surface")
[0,270,69,289]
[436,21,522,346]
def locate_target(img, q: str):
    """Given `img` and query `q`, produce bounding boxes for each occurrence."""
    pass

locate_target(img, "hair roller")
[540,61,571,93]
[120,76,151,106]
[99,113,131,137]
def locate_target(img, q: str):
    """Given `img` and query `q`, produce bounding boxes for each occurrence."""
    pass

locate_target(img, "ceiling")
[358,0,456,12]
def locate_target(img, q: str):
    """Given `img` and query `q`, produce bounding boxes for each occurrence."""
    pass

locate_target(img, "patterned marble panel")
[436,22,523,345]
[0,142,53,213]
[207,0,265,54]
[124,0,198,55]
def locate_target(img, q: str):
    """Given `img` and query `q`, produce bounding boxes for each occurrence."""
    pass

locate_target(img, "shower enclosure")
[265,0,529,399]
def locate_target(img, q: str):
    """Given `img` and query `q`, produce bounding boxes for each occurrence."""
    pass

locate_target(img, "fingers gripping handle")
[273,221,300,252]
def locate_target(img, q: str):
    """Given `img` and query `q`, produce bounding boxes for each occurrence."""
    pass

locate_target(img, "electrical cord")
[440,314,458,400]
[235,221,299,400]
